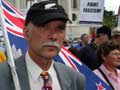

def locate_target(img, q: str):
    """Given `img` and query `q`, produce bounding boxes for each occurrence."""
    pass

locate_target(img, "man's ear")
[23,26,30,40]
[101,54,106,61]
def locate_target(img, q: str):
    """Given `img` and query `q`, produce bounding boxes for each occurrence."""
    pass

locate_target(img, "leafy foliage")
[103,10,117,28]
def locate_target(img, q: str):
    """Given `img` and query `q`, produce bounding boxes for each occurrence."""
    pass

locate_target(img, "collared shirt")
[25,52,61,90]
[72,42,82,51]
[93,64,120,90]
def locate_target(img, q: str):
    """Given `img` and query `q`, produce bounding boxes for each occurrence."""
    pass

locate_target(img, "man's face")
[24,20,66,59]
[97,33,109,44]
[83,34,90,45]
[112,35,120,44]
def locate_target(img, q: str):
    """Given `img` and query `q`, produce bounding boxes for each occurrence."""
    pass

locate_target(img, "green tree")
[103,10,117,28]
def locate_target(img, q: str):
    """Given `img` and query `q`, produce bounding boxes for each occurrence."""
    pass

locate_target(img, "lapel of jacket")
[15,55,31,90]
[54,62,72,90]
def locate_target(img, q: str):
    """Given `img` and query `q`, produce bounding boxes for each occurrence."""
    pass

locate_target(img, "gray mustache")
[41,42,60,48]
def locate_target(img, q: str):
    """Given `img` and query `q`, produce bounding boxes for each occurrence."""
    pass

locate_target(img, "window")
[72,0,77,9]
[72,13,77,21]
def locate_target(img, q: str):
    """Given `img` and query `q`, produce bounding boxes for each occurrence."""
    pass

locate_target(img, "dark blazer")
[78,43,101,70]
[0,55,86,90]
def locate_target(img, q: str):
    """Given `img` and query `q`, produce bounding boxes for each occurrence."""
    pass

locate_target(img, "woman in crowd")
[93,40,120,90]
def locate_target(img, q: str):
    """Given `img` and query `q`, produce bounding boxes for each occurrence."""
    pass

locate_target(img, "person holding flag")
[0,1,86,90]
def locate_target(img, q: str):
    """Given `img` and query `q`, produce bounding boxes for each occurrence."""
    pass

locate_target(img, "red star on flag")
[96,82,105,90]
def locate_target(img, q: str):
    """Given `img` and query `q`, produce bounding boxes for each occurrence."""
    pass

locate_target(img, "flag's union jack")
[0,0,111,90]
[1,0,24,38]
[1,0,27,53]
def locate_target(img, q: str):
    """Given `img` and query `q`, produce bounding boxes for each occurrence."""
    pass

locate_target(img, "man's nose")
[48,32,58,41]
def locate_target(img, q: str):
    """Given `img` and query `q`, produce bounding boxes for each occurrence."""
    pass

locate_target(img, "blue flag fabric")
[0,0,112,90]
[8,32,28,54]
[54,47,112,90]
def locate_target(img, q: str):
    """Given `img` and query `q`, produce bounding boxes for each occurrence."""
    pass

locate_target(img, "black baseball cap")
[25,1,70,26]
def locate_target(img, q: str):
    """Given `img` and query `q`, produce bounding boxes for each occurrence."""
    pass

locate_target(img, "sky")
[105,0,120,14]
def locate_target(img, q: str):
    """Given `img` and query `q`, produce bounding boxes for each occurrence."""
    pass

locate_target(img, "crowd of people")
[0,0,120,90]
[64,26,120,90]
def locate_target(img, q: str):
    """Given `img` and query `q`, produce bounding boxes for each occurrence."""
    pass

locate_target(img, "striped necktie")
[41,71,52,90]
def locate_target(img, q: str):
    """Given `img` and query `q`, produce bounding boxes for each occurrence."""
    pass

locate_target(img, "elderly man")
[0,1,86,90]
[111,28,120,45]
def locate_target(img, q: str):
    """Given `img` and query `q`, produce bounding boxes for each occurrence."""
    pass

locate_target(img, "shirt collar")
[100,64,120,76]
[100,64,110,75]
[25,52,54,81]
[116,69,120,77]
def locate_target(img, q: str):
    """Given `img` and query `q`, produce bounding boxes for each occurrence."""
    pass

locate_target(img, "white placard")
[117,6,120,27]
[79,0,104,25]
